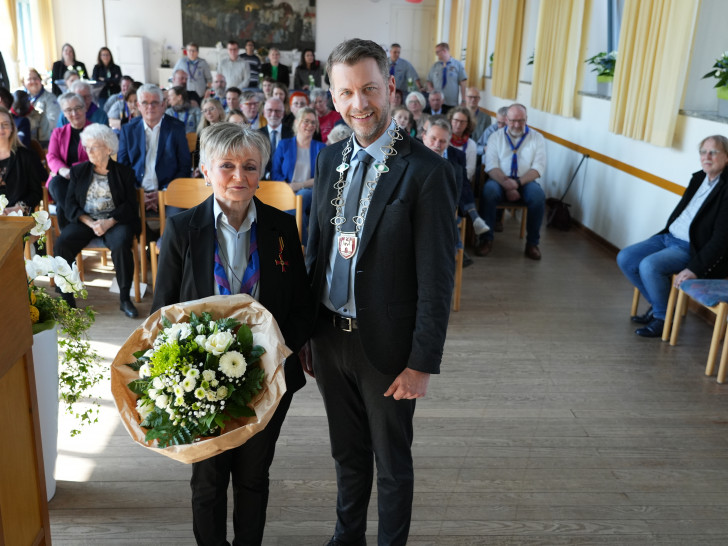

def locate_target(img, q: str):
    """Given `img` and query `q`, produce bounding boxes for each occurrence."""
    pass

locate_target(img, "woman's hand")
[1,204,23,216]
[59,167,71,178]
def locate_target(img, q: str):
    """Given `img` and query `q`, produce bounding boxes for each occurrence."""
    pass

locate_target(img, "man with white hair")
[258,97,292,178]
[117,84,191,212]
[477,103,546,260]
[56,80,109,126]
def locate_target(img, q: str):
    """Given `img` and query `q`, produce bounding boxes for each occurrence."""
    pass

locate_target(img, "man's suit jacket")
[271,137,325,183]
[446,145,467,206]
[306,132,457,376]
[258,125,294,179]
[151,195,314,393]
[260,63,291,85]
[660,168,728,279]
[117,115,191,190]
[423,104,451,116]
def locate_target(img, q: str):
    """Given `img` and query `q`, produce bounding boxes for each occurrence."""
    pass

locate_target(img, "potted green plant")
[702,51,728,117]
[586,51,617,96]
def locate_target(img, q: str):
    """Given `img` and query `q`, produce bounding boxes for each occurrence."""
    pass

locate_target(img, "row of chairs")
[633,279,728,383]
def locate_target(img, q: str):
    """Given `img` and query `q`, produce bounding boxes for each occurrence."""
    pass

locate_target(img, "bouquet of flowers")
[702,51,728,89]
[111,294,289,463]
[127,311,266,448]
[1,195,52,248]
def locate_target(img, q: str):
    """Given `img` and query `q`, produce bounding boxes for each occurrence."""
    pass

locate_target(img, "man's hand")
[299,342,314,378]
[384,368,430,400]
[674,268,697,287]
[144,191,159,212]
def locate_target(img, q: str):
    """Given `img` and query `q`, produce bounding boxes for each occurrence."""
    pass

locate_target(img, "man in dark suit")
[423,90,450,115]
[258,97,293,179]
[305,38,457,546]
[117,83,191,213]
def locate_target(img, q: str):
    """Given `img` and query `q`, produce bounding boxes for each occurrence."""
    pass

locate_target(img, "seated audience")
[392,105,416,138]
[14,89,51,146]
[293,49,323,90]
[271,106,325,243]
[0,106,44,215]
[405,91,427,138]
[448,106,477,181]
[465,87,491,142]
[240,91,263,129]
[173,42,212,100]
[8,91,31,148]
[391,88,404,107]
[261,76,274,100]
[261,47,291,85]
[311,89,341,143]
[259,97,292,178]
[617,135,728,337]
[47,92,91,227]
[117,84,191,213]
[271,82,288,105]
[225,87,242,113]
[54,124,140,317]
[424,90,449,115]
[57,80,109,127]
[51,43,87,95]
[477,106,507,156]
[109,87,140,131]
[92,47,122,110]
[284,91,308,130]
[208,73,227,105]
[104,75,135,114]
[225,109,246,125]
[24,67,61,129]
[63,69,80,92]
[193,98,226,173]
[165,86,201,134]
[478,103,546,260]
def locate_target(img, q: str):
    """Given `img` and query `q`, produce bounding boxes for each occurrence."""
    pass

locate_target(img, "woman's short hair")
[0,106,20,152]
[309,88,328,104]
[327,123,353,145]
[448,106,475,136]
[699,135,728,155]
[81,123,119,155]
[294,106,319,135]
[289,91,308,108]
[59,92,85,110]
[405,91,426,109]
[199,122,271,175]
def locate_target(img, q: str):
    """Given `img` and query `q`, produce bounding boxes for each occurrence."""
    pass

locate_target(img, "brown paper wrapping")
[110,294,290,464]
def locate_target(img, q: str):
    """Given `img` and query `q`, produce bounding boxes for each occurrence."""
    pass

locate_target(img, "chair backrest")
[186,132,197,153]
[158,178,213,234]
[30,139,49,173]
[256,181,303,240]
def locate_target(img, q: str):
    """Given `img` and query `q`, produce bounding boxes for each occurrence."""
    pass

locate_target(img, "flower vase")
[717,87,728,118]
[32,325,59,501]
[596,75,613,97]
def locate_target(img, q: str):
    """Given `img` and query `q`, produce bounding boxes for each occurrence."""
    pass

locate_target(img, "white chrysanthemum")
[211,379,219,387]
[186,368,200,379]
[205,390,217,401]
[136,398,154,420]
[219,351,246,378]
[139,363,151,378]
[167,322,193,341]
[194,387,207,400]
[155,394,169,409]
[182,376,196,392]
[216,386,229,399]
[204,331,234,355]
[152,377,164,390]
[202,369,216,381]
[175,396,186,407]
[173,384,184,397]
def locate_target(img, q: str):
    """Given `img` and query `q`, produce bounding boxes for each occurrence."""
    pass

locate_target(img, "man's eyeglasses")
[140,101,162,108]
[700,149,724,157]
[507,118,526,123]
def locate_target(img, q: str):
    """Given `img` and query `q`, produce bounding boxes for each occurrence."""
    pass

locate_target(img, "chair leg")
[717,323,728,383]
[101,250,108,267]
[140,238,148,285]
[662,283,678,341]
[670,290,688,346]
[631,288,640,317]
[76,252,85,282]
[519,208,527,239]
[132,237,141,304]
[150,242,158,294]
[706,303,728,376]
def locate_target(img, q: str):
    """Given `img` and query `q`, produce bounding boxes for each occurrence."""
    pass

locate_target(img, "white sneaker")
[473,217,490,235]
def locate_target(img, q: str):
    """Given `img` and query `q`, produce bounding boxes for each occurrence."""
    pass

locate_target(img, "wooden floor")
[48,217,728,545]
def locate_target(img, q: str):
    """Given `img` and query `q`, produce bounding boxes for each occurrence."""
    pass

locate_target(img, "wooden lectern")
[0,218,52,545]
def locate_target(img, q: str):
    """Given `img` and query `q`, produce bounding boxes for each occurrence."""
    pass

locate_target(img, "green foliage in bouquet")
[703,51,728,89]
[127,311,267,448]
[585,51,617,78]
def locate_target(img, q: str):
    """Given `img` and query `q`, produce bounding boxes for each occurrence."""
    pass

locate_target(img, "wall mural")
[182,0,316,51]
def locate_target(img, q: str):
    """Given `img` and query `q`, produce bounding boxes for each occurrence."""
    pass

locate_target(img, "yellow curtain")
[531,0,591,117]
[31,0,57,75]
[491,0,525,99]
[464,0,492,88]
[0,0,18,86]
[448,0,466,60]
[608,0,700,146]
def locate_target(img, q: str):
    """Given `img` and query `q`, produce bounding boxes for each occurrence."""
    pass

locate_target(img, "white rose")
[152,377,164,390]
[139,363,151,378]
[216,386,228,399]
[155,394,169,409]
[167,323,193,341]
[202,369,216,381]
[194,334,207,347]
[136,398,154,420]
[204,331,234,355]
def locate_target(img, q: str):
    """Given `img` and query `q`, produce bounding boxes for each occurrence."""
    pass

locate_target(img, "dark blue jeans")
[479,179,545,245]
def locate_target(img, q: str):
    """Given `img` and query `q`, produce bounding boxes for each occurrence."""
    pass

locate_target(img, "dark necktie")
[329,149,373,310]
[270,128,278,152]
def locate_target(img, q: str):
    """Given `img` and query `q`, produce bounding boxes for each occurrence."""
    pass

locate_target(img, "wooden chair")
[40,186,60,257]
[186,132,197,153]
[631,279,682,341]
[669,279,728,380]
[496,203,527,239]
[256,181,304,241]
[150,178,213,292]
[452,216,467,312]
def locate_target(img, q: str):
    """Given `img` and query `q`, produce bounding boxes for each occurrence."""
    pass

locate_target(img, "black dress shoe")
[635,318,664,338]
[120,299,139,318]
[631,306,654,324]
[462,252,474,268]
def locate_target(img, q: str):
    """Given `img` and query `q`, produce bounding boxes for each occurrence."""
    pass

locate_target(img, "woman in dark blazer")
[53,124,140,317]
[150,122,314,546]
[91,47,123,109]
[51,43,87,96]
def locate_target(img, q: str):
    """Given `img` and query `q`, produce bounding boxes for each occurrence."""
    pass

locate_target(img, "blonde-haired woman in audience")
[192,98,226,174]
